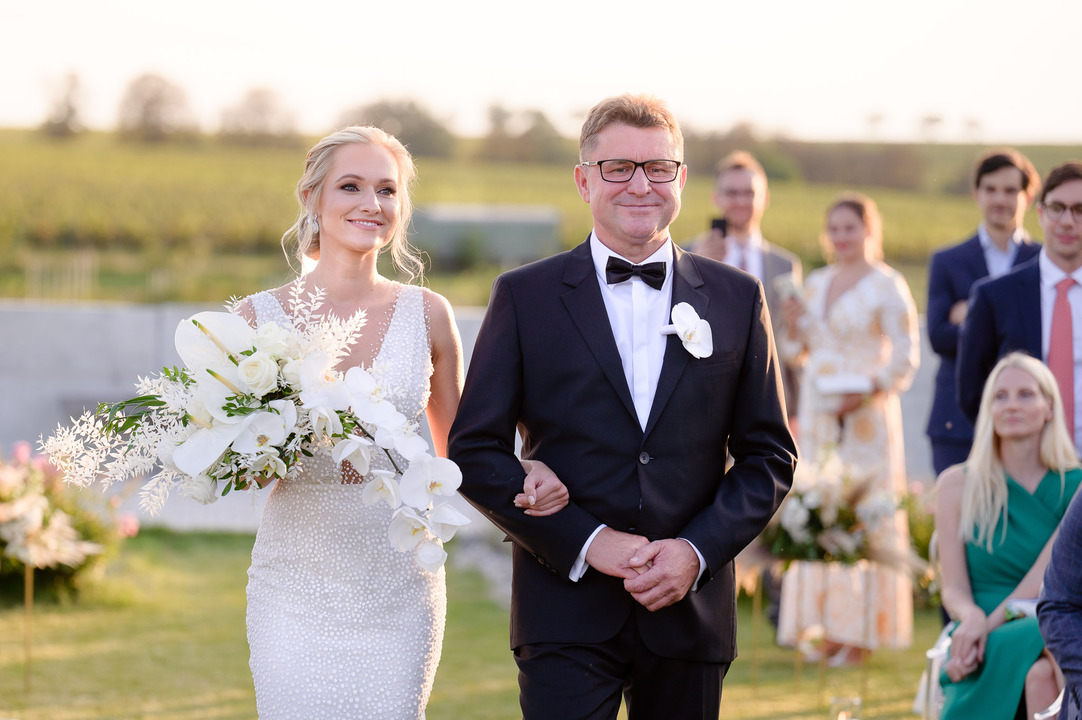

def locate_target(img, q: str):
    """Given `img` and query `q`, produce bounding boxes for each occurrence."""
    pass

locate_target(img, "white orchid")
[360,469,401,509]
[660,302,713,359]
[331,435,377,476]
[250,451,287,480]
[298,352,349,410]
[416,540,448,573]
[373,416,429,461]
[399,455,463,509]
[232,400,298,455]
[309,405,344,439]
[427,502,471,542]
[388,507,432,551]
[343,367,406,428]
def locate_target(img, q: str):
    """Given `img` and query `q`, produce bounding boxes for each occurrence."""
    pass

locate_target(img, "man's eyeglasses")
[1042,201,1082,223]
[580,159,682,183]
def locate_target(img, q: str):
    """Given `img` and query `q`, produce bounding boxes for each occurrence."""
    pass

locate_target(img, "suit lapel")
[962,235,989,278]
[1020,261,1043,357]
[644,247,708,439]
[560,240,639,425]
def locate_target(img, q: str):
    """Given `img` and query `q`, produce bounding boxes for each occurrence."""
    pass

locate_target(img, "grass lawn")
[0,530,940,719]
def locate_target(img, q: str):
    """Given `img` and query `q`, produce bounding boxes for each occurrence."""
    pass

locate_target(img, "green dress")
[940,468,1081,720]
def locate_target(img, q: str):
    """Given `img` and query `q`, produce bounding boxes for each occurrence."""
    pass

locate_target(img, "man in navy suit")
[925,149,1041,475]
[1039,488,1082,720]
[449,94,796,719]
[957,161,1082,457]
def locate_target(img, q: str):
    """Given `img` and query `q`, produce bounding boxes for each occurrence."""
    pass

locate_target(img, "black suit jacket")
[926,235,1040,441]
[448,239,796,663]
[956,256,1042,421]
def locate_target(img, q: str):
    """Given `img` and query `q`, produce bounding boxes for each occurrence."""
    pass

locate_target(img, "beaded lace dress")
[245,283,445,719]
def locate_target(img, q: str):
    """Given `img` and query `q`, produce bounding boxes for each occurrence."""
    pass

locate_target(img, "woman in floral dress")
[775,192,920,665]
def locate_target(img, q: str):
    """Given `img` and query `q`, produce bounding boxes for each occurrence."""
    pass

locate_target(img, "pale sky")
[6,0,1079,144]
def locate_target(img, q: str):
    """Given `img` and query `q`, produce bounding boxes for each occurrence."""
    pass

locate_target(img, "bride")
[234,126,566,718]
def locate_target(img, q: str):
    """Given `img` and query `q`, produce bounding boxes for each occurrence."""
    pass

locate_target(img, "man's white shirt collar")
[589,232,674,286]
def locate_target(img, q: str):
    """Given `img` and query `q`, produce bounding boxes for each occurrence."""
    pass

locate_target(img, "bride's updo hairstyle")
[282,125,424,281]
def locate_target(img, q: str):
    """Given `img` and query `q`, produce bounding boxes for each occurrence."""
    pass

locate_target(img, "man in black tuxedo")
[448,94,796,719]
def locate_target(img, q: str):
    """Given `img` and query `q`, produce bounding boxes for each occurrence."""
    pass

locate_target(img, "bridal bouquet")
[41,285,468,572]
[761,450,898,565]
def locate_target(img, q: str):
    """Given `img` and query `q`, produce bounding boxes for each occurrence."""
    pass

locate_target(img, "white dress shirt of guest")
[979,223,1029,279]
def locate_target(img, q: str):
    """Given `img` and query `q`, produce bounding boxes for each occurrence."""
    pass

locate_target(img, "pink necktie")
[1049,277,1076,441]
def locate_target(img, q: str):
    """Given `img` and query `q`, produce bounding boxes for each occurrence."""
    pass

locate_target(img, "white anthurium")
[388,507,432,551]
[232,400,298,455]
[298,352,349,410]
[309,405,344,439]
[372,418,429,461]
[343,367,406,429]
[361,469,401,509]
[331,435,376,476]
[660,302,713,359]
[427,502,471,542]
[416,540,448,572]
[399,455,463,509]
[175,311,254,387]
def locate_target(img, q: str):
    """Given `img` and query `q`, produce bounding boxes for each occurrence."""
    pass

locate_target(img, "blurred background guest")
[689,150,802,429]
[937,352,1077,720]
[775,192,919,665]
[925,149,1041,476]
[957,161,1082,458]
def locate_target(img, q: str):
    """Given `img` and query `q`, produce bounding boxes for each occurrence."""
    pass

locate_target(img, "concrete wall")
[0,300,936,531]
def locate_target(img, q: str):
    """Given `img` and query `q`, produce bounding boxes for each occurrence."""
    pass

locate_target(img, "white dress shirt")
[722,232,764,280]
[1038,249,1082,455]
[569,234,706,583]
[978,224,1027,279]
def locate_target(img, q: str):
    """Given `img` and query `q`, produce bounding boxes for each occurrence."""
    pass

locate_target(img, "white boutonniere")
[661,302,713,358]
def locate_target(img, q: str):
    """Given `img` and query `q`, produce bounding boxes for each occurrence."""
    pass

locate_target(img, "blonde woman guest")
[775,193,919,665]
[937,352,1077,720]
[235,126,566,719]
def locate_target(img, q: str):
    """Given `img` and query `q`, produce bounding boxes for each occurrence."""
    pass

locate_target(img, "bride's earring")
[309,214,319,236]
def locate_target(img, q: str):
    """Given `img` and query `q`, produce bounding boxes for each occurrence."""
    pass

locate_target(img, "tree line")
[40,71,952,192]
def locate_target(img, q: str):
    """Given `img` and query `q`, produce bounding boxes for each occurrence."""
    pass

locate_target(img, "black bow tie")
[605,257,667,290]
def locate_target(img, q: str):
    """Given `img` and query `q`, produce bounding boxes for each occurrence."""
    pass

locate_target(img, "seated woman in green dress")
[936,352,1079,719]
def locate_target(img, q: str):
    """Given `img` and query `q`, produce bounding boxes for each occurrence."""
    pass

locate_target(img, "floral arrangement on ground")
[41,283,468,572]
[0,441,135,601]
[760,450,909,567]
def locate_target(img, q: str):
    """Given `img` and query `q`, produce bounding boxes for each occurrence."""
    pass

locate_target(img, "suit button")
[638,452,651,465]
[945,421,953,430]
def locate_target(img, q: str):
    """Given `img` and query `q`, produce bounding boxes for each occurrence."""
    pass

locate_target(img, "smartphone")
[710,217,727,234]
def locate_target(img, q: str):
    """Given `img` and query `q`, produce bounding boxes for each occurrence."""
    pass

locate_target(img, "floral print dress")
[776,262,919,650]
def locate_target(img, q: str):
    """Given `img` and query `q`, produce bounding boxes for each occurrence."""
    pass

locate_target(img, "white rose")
[281,358,303,389]
[254,322,296,359]
[237,351,280,397]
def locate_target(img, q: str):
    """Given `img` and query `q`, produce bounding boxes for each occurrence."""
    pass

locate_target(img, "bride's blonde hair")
[961,352,1079,550]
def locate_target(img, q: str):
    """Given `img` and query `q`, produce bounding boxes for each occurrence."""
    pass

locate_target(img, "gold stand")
[24,564,33,693]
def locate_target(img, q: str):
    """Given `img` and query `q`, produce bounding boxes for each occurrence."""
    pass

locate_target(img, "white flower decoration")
[660,302,713,358]
[416,540,448,573]
[399,455,463,509]
[361,470,401,509]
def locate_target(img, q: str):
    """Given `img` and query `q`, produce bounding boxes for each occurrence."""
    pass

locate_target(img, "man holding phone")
[690,151,802,424]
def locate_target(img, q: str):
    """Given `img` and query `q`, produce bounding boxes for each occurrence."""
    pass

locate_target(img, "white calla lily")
[175,311,255,388]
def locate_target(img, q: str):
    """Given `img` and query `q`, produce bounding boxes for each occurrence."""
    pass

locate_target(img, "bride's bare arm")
[424,290,464,459]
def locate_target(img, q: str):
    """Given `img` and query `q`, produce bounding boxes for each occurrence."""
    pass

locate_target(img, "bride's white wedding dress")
[245,284,445,719]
